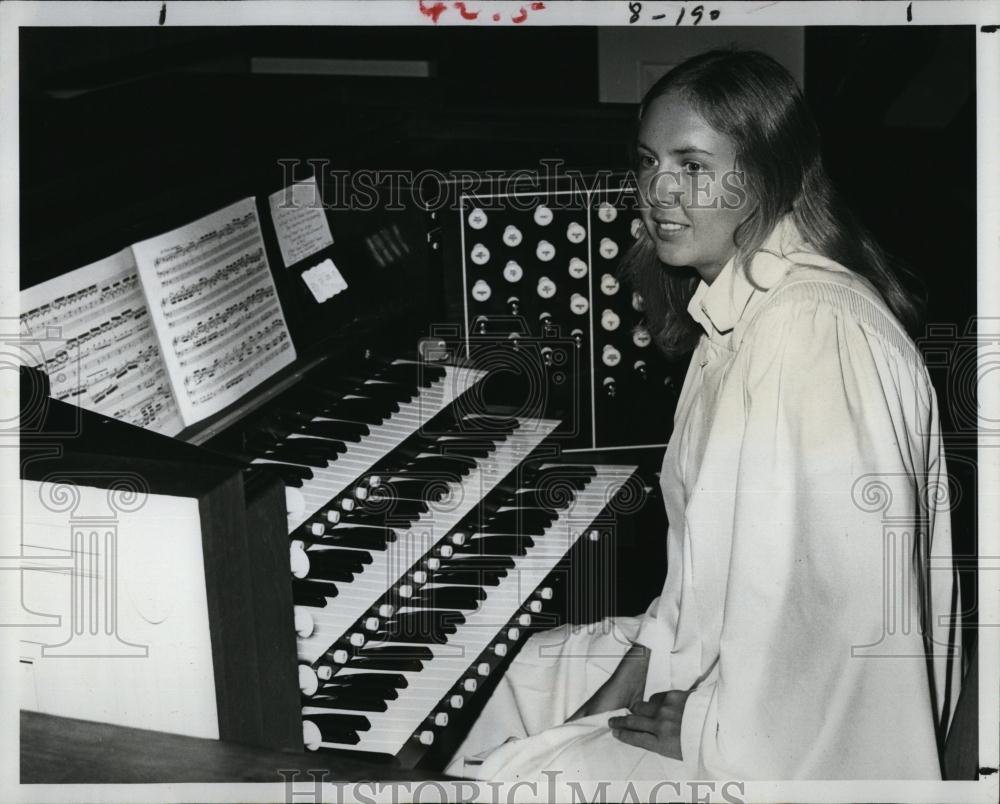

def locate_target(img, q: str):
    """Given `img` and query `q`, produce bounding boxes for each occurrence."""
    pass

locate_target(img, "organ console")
[18,172,662,773]
[14,26,981,786]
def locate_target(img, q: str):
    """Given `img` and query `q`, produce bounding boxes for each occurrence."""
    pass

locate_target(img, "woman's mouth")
[654,221,689,239]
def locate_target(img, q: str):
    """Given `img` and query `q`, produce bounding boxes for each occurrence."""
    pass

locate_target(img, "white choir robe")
[447,217,961,782]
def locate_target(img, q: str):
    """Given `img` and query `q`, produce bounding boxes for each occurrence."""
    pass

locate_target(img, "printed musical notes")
[132,197,296,425]
[19,249,184,436]
[20,197,297,435]
[267,176,334,268]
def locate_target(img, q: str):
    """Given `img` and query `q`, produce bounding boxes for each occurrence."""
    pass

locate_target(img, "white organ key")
[294,607,315,638]
[286,487,306,518]
[289,541,309,579]
[298,665,319,696]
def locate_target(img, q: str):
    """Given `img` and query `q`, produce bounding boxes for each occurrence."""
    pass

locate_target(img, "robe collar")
[687,215,811,337]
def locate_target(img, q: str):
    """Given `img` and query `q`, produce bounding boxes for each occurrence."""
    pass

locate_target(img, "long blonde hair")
[620,48,924,357]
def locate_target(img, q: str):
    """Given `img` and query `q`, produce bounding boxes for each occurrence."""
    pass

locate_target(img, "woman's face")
[636,90,748,284]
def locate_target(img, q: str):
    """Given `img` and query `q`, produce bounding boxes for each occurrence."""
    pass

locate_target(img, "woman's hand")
[608,689,691,760]
[566,643,650,722]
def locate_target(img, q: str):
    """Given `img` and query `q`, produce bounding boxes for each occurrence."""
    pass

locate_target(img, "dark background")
[18,25,979,633]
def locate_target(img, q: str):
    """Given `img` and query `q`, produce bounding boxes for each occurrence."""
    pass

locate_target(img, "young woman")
[447,49,961,781]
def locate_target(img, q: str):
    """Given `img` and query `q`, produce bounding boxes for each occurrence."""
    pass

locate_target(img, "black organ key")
[301,712,372,733]
[300,419,370,442]
[346,499,428,524]
[293,578,339,606]
[393,455,477,477]
[345,657,424,673]
[529,465,598,486]
[307,694,389,713]
[280,437,349,455]
[376,625,451,645]
[308,548,370,570]
[514,488,577,511]
[304,379,417,405]
[263,407,314,429]
[258,462,312,487]
[438,410,518,429]
[305,549,370,575]
[374,478,450,502]
[326,526,398,546]
[313,676,401,701]
[336,656,424,673]
[430,568,505,586]
[317,684,400,702]
[465,534,534,556]
[358,645,434,659]
[306,566,357,583]
[254,447,331,468]
[444,555,517,571]
[301,526,395,551]
[425,442,494,459]
[390,610,464,632]
[485,508,556,534]
[249,421,293,442]
[342,508,421,528]
[302,720,363,747]
[324,672,409,691]
[413,585,487,610]
[329,397,397,425]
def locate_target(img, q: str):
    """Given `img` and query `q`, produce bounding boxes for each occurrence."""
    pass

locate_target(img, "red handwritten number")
[629,1,642,24]
[418,0,448,23]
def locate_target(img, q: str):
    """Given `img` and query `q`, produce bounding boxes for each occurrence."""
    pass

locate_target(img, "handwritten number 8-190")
[677,5,721,25]
[627,2,720,25]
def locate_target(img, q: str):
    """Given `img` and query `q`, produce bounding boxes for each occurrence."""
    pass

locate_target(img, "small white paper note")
[268,176,334,267]
[302,258,348,303]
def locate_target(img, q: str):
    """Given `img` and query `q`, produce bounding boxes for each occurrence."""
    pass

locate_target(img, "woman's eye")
[637,153,657,169]
[682,161,704,173]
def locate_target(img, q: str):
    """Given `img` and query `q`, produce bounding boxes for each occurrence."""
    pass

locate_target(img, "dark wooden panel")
[197,472,266,746]
[20,711,449,783]
[242,468,302,751]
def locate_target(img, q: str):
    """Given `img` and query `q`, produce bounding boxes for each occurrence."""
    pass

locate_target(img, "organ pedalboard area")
[458,184,688,450]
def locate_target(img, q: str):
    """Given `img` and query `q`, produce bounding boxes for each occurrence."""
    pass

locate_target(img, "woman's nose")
[644,169,686,209]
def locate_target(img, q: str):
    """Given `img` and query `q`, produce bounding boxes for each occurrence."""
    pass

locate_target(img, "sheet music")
[19,249,184,436]
[131,197,296,425]
[267,176,334,267]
